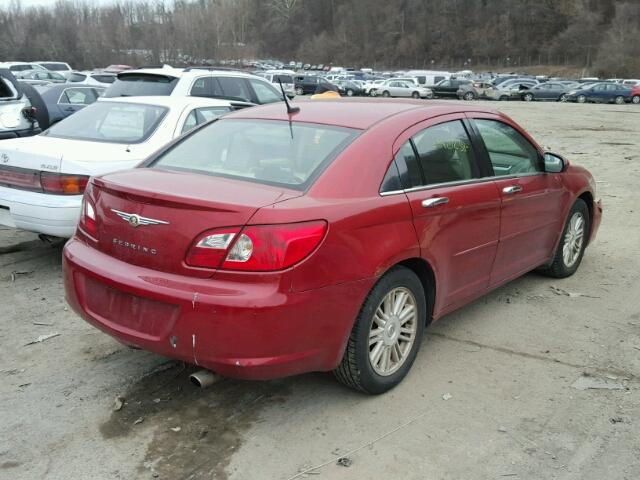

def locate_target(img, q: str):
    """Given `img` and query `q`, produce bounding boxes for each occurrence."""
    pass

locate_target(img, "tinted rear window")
[273,75,293,83]
[92,75,116,84]
[104,74,178,97]
[150,119,358,189]
[40,63,69,71]
[68,73,87,82]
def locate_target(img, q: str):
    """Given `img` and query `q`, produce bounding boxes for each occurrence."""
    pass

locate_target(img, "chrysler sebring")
[63,100,602,393]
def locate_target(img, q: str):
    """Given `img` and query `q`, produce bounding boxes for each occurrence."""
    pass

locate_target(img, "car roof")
[118,67,265,80]
[98,95,234,108]
[227,98,496,130]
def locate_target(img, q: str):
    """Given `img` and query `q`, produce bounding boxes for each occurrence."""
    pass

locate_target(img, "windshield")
[150,119,358,190]
[45,101,167,144]
[104,74,178,97]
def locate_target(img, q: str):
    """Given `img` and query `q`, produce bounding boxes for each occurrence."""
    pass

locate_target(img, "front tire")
[346,89,354,97]
[295,86,304,96]
[523,93,533,102]
[559,94,568,102]
[382,90,390,98]
[577,94,586,103]
[632,95,640,104]
[411,91,420,99]
[463,91,475,101]
[614,95,625,105]
[541,199,590,278]
[333,266,426,394]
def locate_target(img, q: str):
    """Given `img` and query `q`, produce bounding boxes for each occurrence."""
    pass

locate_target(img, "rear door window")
[217,77,253,102]
[60,88,98,105]
[180,106,232,135]
[412,120,477,185]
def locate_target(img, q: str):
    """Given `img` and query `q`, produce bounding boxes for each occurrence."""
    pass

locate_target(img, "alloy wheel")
[577,95,586,103]
[632,96,640,104]
[562,212,585,268]
[368,287,418,376]
[463,92,474,100]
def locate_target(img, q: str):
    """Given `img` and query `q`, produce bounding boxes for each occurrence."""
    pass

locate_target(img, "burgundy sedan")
[63,100,602,394]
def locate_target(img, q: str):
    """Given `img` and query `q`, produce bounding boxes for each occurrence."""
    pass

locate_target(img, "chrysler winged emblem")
[111,209,169,228]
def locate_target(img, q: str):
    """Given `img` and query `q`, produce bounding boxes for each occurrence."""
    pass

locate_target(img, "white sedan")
[0,96,235,237]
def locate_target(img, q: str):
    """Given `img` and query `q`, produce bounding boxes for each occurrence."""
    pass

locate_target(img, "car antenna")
[278,79,299,114]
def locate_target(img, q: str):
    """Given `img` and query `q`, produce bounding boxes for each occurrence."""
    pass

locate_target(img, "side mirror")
[543,152,566,173]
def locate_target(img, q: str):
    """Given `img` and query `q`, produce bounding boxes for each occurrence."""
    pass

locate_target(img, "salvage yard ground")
[1,101,639,480]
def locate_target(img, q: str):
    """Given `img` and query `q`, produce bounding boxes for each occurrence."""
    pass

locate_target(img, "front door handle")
[502,185,523,195]
[422,197,449,208]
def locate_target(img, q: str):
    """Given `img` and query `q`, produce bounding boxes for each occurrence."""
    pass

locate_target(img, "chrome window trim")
[379,172,544,197]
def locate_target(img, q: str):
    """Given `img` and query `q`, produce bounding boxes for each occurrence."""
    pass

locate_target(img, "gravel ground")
[0,100,639,480]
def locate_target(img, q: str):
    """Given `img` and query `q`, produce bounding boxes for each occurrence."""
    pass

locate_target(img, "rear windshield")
[273,74,293,84]
[45,102,167,144]
[104,74,178,97]
[40,63,69,71]
[68,73,87,82]
[150,119,358,189]
[92,75,116,84]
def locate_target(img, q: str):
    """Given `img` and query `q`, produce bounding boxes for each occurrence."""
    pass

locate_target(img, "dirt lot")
[1,101,639,480]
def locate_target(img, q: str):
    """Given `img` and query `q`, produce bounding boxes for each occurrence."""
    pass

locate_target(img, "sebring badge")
[111,209,169,228]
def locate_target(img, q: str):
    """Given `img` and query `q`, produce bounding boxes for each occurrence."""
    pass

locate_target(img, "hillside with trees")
[1,0,639,76]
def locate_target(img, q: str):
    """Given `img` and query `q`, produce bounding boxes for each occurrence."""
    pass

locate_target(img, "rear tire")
[632,95,640,104]
[577,94,586,103]
[540,199,590,278]
[499,95,509,101]
[333,266,426,394]
[463,91,475,101]
[382,90,390,98]
[559,94,568,102]
[346,89,354,97]
[295,86,304,96]
[523,93,533,102]
[614,95,625,105]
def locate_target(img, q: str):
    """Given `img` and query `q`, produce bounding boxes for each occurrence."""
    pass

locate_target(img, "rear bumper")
[0,186,81,237]
[63,238,374,380]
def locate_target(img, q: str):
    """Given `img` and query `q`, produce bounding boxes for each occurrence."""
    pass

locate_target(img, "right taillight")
[185,221,327,272]
[78,195,97,240]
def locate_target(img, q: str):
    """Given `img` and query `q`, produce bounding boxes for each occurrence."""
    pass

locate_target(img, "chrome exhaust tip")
[189,369,222,388]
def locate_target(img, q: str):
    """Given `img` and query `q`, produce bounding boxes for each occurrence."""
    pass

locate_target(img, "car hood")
[1,134,158,175]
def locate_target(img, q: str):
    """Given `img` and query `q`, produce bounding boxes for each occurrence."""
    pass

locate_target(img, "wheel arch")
[396,257,436,325]
[577,190,595,242]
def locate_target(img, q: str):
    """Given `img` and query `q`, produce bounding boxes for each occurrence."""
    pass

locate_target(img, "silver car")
[372,80,432,99]
[0,69,41,140]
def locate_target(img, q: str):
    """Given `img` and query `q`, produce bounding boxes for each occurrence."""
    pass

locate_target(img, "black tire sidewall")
[354,267,426,394]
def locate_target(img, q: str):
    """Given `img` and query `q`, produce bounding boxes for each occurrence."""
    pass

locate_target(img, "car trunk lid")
[90,168,301,276]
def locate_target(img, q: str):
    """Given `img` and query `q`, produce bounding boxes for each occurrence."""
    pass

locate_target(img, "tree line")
[1,0,639,77]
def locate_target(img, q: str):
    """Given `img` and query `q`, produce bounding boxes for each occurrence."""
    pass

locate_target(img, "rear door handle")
[422,197,449,208]
[502,185,523,195]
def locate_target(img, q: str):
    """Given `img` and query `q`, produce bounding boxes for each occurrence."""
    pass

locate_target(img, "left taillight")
[185,221,327,272]
[78,195,97,239]
[40,172,89,195]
